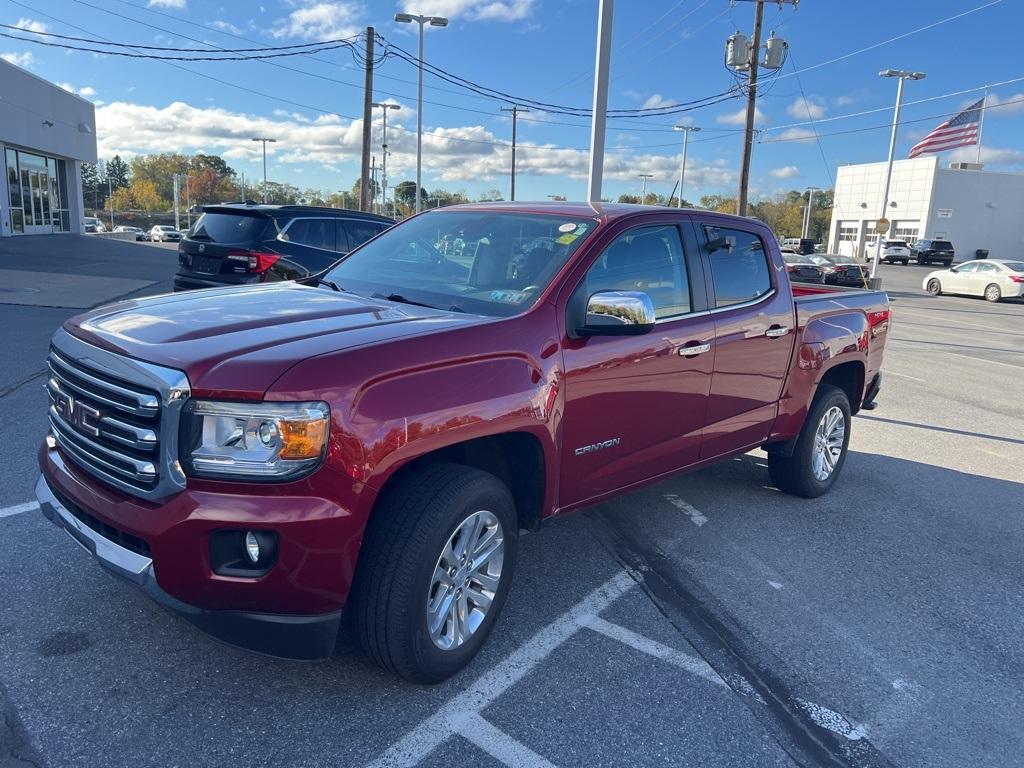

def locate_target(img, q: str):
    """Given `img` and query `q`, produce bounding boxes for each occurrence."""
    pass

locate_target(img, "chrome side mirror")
[579,291,656,336]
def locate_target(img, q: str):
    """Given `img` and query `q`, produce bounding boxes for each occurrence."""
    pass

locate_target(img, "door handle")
[678,342,712,356]
[765,326,790,338]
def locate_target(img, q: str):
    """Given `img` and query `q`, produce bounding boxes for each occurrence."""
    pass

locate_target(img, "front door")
[559,220,715,507]
[20,163,53,235]
[693,219,797,459]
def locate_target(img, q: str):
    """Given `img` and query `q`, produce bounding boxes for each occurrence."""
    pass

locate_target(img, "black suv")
[174,204,394,291]
[910,238,955,266]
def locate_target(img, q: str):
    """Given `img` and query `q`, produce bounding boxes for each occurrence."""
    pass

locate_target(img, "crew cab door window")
[282,218,335,251]
[703,226,772,307]
[580,224,691,318]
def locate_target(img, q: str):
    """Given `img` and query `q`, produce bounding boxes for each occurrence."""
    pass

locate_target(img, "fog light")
[245,531,260,563]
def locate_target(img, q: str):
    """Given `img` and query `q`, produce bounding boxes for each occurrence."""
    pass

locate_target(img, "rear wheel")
[985,283,1002,302]
[768,385,852,499]
[350,463,517,684]
[900,260,909,266]
[927,278,942,296]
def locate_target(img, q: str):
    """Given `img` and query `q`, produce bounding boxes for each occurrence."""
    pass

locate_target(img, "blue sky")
[2,0,1021,203]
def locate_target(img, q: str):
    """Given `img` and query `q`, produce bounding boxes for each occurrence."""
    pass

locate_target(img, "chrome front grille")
[46,329,191,500]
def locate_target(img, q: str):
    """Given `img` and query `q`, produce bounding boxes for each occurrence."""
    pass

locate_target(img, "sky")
[1,0,1022,204]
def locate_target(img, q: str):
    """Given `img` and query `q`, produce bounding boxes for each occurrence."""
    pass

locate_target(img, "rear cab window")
[702,225,773,307]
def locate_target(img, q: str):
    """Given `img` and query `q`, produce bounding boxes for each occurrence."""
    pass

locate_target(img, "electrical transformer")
[725,32,750,70]
[763,35,789,70]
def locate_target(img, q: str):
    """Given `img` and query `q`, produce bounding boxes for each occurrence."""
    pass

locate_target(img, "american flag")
[908,99,984,158]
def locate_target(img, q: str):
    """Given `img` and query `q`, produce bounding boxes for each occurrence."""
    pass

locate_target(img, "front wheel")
[350,463,517,684]
[768,385,852,498]
[985,283,1002,302]
[927,278,942,296]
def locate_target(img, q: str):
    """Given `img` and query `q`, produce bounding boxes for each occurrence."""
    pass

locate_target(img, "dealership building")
[1,58,96,237]
[827,155,1024,262]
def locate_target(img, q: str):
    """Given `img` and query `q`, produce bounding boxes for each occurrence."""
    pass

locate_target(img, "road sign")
[875,218,890,234]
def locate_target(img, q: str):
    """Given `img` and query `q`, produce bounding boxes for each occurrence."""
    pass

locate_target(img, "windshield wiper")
[372,292,465,313]
[317,278,346,292]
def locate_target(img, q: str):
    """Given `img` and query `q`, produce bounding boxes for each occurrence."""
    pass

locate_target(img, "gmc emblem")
[55,391,102,437]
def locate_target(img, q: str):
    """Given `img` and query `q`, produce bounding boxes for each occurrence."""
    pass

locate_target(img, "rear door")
[969,261,998,295]
[692,218,797,459]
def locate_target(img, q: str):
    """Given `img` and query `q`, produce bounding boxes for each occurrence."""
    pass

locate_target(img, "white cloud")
[948,145,1024,166]
[835,95,855,107]
[209,20,245,34]
[778,128,816,144]
[57,82,98,98]
[717,106,765,126]
[770,165,801,179]
[13,17,48,33]
[93,99,736,190]
[148,0,187,8]
[787,96,826,120]
[640,94,672,110]
[272,1,364,40]
[400,0,536,22]
[1,51,34,68]
[985,92,1024,116]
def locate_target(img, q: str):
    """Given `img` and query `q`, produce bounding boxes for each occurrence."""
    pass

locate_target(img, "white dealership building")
[827,155,1024,262]
[1,58,97,237]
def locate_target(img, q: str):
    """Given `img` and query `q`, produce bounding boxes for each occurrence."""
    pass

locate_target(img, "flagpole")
[976,87,989,165]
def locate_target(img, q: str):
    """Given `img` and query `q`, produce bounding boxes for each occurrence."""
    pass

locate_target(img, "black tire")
[916,257,925,265]
[768,385,852,499]
[901,260,909,266]
[927,278,942,296]
[349,462,517,684]
[984,283,1002,303]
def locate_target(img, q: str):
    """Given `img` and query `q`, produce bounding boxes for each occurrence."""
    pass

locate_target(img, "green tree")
[395,180,427,210]
[130,153,190,202]
[81,162,100,212]
[351,177,380,206]
[105,155,130,190]
[190,153,235,178]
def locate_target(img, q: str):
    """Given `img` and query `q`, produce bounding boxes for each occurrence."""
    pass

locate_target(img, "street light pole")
[395,12,448,214]
[251,137,277,202]
[500,105,530,201]
[871,69,926,284]
[638,173,653,204]
[673,125,701,208]
[801,186,820,239]
[586,0,614,203]
[372,102,401,216]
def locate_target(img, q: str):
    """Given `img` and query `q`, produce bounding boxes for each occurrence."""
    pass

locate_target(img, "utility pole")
[729,0,797,217]
[673,125,701,207]
[638,173,653,204]
[360,27,375,212]
[173,173,180,230]
[501,105,530,201]
[372,102,400,216]
[586,0,614,202]
[251,137,277,202]
[801,186,820,239]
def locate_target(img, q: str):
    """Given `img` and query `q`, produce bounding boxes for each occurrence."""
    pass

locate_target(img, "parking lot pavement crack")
[0,681,46,768]
[0,371,46,401]
[587,511,898,768]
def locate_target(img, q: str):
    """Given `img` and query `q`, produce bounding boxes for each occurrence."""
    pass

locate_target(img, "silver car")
[923,259,1024,302]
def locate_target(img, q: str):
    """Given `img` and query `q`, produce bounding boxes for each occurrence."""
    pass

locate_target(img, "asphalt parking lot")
[1,237,1022,768]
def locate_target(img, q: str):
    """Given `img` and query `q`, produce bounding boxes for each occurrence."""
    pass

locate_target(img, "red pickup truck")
[37,203,888,682]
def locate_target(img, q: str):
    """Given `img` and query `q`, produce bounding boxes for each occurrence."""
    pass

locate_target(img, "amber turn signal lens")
[278,417,328,460]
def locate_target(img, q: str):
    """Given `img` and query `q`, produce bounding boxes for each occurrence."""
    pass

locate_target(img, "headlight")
[180,400,329,481]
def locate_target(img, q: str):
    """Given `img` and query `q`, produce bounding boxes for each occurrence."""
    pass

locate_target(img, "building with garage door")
[1,58,96,237]
[827,155,1024,262]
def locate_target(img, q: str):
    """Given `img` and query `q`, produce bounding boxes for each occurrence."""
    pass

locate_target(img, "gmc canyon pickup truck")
[37,203,888,683]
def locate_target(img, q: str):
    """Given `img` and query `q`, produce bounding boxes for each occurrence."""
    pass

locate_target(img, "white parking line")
[664,494,708,526]
[795,699,867,741]
[582,616,724,687]
[366,571,636,768]
[947,352,1024,371]
[883,369,926,383]
[0,501,38,519]
[455,713,557,768]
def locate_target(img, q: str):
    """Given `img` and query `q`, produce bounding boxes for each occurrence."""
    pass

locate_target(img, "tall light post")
[801,186,820,239]
[251,137,277,202]
[372,102,401,216]
[673,125,701,208]
[871,69,925,284]
[638,173,653,204]
[394,12,448,214]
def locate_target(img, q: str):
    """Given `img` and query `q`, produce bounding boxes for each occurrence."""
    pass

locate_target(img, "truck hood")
[67,283,484,397]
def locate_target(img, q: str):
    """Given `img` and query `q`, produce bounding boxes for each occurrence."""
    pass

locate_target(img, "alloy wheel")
[811,406,845,482]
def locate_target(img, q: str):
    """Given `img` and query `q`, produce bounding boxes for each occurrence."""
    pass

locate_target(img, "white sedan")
[923,259,1024,302]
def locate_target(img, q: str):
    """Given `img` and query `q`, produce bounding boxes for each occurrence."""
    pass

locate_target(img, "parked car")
[814,254,870,287]
[910,238,955,266]
[924,259,1024,302]
[113,225,148,241]
[781,250,826,284]
[174,204,394,291]
[36,202,889,683]
[83,217,106,234]
[150,225,182,243]
[880,240,911,265]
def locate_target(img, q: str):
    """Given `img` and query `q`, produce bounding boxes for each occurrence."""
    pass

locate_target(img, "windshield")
[782,253,806,264]
[827,256,859,265]
[324,210,597,317]
[884,241,906,247]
